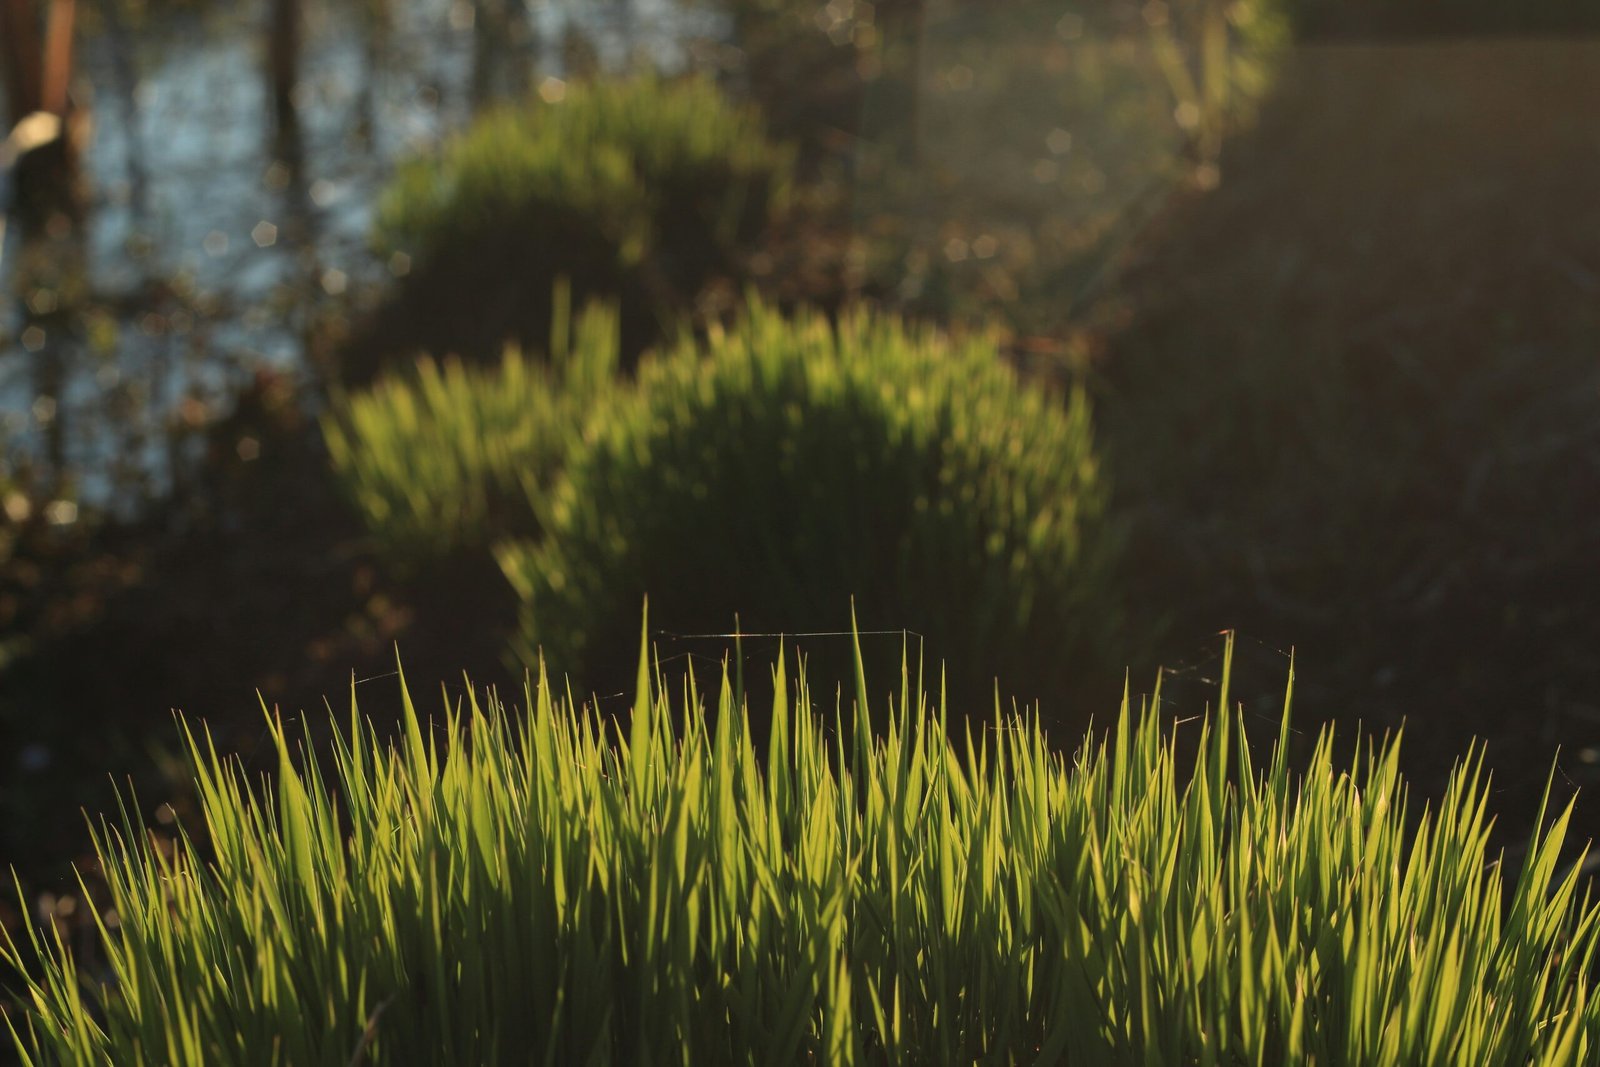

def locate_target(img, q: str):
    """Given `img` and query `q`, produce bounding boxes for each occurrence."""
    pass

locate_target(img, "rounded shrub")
[354,75,793,378]
[496,300,1127,713]
[324,296,620,565]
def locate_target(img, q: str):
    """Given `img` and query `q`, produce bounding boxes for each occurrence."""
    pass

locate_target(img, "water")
[2,0,1231,515]
[0,0,722,512]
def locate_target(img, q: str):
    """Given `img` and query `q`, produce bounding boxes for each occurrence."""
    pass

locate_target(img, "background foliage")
[353,74,794,377]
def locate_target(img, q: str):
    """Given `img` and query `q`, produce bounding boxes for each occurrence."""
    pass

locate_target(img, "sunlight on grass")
[5,631,1598,1063]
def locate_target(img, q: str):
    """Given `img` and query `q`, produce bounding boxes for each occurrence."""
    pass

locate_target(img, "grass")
[322,289,621,565]
[5,628,1599,1064]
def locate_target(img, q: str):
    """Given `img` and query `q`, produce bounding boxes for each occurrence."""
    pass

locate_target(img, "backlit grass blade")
[5,630,1598,1064]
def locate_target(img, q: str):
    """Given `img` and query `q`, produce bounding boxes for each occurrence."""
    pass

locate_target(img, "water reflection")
[3,0,1238,513]
[0,0,720,512]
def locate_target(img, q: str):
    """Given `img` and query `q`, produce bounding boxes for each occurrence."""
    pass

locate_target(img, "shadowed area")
[1101,38,1600,820]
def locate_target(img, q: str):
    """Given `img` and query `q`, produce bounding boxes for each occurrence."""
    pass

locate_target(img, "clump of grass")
[4,632,1598,1063]
[365,74,793,368]
[495,298,1122,709]
[322,292,620,564]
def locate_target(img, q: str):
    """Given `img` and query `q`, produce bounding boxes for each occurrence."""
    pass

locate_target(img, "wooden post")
[1,0,84,233]
[0,0,45,125]
[41,0,75,117]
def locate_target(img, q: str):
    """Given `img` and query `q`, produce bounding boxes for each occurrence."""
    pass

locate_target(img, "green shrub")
[323,295,620,564]
[360,75,793,372]
[496,300,1122,709]
[6,635,1600,1063]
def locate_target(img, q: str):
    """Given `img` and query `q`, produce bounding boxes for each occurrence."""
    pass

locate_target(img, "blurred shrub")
[497,300,1126,711]
[357,76,793,377]
[324,295,620,565]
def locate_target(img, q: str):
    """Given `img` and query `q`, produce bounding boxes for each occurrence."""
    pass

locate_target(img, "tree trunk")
[41,0,75,117]
[268,0,301,150]
[0,0,45,125]
[2,0,84,233]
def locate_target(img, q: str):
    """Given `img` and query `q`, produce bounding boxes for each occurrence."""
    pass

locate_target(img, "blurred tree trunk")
[2,0,84,232]
[1,0,83,504]
[268,0,301,155]
[1,0,47,125]
[897,0,925,165]
[357,0,390,145]
[471,0,533,108]
[502,0,532,97]
[40,0,74,117]
[94,0,146,210]
[471,0,499,108]
[0,0,78,134]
